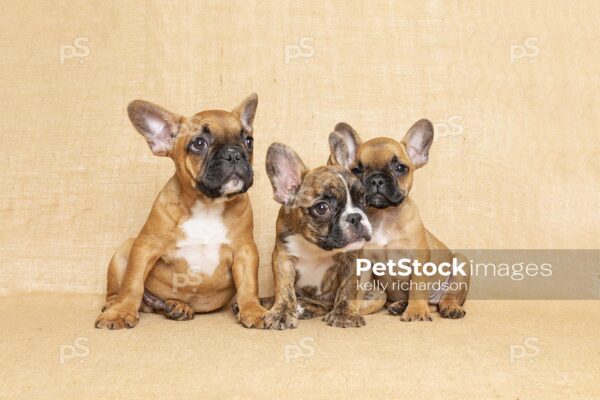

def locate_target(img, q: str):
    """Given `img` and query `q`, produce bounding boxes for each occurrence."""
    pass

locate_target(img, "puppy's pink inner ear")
[274,163,301,204]
[407,145,428,166]
[144,116,174,156]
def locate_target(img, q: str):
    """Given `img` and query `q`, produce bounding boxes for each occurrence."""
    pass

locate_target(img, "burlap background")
[1,0,598,296]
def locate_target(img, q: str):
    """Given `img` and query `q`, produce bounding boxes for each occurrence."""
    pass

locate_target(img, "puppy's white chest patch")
[285,235,335,294]
[371,213,394,247]
[371,226,390,246]
[176,201,229,275]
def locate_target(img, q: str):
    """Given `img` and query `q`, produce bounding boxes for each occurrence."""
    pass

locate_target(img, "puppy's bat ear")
[401,119,434,168]
[266,143,307,205]
[127,100,183,157]
[328,122,362,168]
[233,93,258,132]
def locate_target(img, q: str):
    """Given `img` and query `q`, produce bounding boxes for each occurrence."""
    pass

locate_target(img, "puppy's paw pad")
[439,304,466,319]
[95,308,139,330]
[101,295,118,312]
[323,312,366,328]
[239,307,267,329]
[231,303,240,317]
[263,309,298,330]
[164,300,195,321]
[400,308,433,322]
[386,301,408,316]
[298,308,315,320]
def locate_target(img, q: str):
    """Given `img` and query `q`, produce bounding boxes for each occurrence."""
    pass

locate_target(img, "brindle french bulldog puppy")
[329,121,470,321]
[258,143,386,329]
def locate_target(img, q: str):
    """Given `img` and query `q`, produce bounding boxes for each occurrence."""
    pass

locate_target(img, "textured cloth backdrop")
[0,1,598,295]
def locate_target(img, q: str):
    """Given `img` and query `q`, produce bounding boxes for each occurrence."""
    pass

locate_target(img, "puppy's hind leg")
[359,287,387,315]
[104,238,156,314]
[231,296,274,317]
[163,299,195,321]
[103,238,135,311]
[297,297,331,320]
[438,252,470,319]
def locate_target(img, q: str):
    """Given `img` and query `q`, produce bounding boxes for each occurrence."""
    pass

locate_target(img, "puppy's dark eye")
[351,166,362,175]
[244,136,253,150]
[394,163,408,175]
[189,137,208,154]
[311,201,330,217]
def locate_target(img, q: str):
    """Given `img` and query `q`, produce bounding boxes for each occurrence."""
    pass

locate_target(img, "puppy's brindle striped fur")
[260,143,386,329]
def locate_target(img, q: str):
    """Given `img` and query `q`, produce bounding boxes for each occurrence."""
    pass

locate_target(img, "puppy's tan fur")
[95,95,266,329]
[329,121,470,321]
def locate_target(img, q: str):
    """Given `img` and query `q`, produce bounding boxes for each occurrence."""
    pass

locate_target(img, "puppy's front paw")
[231,302,240,316]
[238,305,267,329]
[400,304,432,322]
[263,307,298,330]
[386,301,408,316]
[95,305,139,329]
[101,294,118,312]
[323,310,366,328]
[164,299,195,321]
[439,304,466,319]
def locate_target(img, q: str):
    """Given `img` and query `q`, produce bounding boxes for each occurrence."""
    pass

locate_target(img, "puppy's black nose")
[367,174,386,188]
[346,213,363,227]
[223,146,244,163]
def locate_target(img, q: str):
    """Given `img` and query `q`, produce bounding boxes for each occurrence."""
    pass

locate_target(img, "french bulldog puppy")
[95,94,267,329]
[329,121,470,321]
[259,143,386,329]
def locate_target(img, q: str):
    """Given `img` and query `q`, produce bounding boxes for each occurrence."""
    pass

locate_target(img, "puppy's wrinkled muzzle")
[342,212,372,245]
[364,172,404,208]
[198,146,253,198]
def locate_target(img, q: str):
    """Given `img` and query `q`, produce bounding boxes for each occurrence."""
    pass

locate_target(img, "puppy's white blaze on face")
[337,174,372,236]
[285,234,336,294]
[176,201,229,275]
[221,179,243,195]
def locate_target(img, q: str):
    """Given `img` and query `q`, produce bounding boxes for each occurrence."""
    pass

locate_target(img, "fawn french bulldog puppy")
[260,143,386,329]
[329,121,470,321]
[95,94,267,329]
